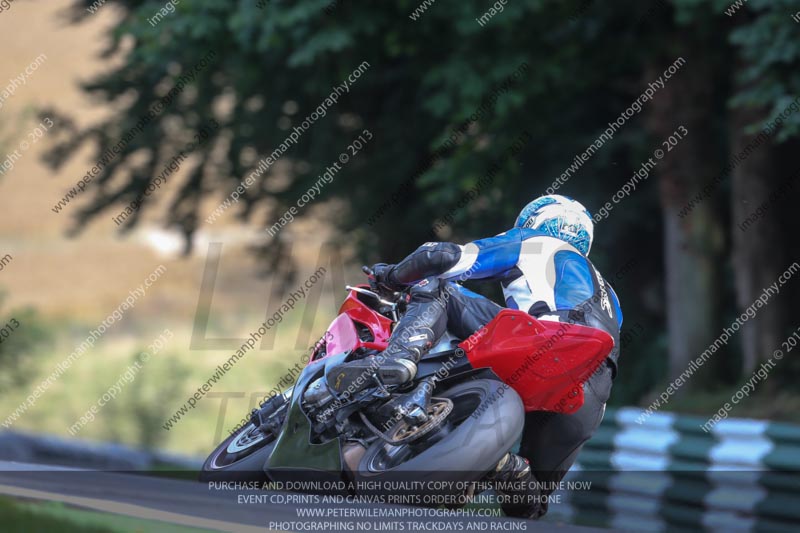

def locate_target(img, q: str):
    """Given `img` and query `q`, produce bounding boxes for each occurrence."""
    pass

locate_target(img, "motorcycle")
[201,267,613,503]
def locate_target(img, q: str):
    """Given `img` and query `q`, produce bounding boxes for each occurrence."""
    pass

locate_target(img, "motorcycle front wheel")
[200,418,282,482]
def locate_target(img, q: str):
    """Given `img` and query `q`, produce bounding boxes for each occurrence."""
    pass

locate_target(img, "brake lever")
[361,265,382,292]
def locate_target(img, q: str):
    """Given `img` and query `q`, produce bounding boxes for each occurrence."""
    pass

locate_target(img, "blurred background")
[2,0,800,530]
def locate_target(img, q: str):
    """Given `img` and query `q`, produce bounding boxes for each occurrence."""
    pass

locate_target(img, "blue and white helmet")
[514,195,594,255]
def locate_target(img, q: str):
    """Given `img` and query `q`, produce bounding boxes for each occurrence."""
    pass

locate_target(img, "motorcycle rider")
[331,194,622,519]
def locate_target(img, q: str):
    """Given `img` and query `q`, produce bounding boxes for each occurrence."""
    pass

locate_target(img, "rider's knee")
[408,276,442,301]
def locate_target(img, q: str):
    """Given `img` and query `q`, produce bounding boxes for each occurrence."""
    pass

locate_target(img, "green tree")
[0,301,52,391]
[51,0,800,401]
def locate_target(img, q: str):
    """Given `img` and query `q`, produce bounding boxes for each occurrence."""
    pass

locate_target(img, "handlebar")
[358,265,407,308]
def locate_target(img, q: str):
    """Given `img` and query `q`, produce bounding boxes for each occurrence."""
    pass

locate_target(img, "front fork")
[249,391,289,436]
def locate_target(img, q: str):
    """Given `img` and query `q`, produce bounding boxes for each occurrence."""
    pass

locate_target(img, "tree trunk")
[646,34,726,388]
[730,83,785,376]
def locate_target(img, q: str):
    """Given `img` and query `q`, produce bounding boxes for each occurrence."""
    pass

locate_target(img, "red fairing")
[311,286,392,361]
[459,309,614,414]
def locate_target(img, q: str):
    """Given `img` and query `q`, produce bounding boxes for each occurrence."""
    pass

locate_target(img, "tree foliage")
[53,0,800,404]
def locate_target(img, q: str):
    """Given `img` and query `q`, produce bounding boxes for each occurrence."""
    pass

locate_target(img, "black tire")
[199,421,280,483]
[355,378,524,499]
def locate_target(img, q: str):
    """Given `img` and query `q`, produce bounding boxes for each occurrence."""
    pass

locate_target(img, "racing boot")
[485,453,542,519]
[327,277,447,397]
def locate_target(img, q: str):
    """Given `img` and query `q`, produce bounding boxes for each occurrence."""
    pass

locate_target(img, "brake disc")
[360,397,453,446]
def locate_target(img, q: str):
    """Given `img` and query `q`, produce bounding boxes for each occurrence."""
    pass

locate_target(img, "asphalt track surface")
[0,462,608,533]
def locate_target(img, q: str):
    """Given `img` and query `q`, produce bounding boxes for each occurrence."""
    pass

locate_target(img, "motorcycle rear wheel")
[354,378,524,500]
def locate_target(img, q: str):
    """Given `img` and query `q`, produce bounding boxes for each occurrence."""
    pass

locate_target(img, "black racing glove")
[370,263,404,292]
